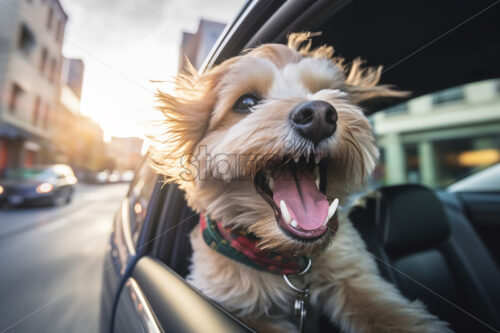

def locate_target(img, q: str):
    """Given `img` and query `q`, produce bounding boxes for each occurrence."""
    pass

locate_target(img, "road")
[0,183,129,333]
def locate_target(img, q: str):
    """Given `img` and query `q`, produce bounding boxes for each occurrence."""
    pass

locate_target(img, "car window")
[128,158,159,246]
[371,78,500,189]
[2,168,55,181]
[448,163,500,193]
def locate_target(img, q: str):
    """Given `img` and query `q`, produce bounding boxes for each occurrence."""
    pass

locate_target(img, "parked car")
[120,170,135,183]
[108,171,121,183]
[100,1,500,332]
[95,170,111,184]
[0,164,77,207]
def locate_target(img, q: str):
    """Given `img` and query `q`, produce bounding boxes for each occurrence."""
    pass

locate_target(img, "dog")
[150,32,451,333]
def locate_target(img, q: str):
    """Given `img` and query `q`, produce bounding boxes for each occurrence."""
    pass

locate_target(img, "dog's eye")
[233,94,259,113]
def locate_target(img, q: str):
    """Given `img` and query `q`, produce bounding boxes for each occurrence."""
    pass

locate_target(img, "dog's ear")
[149,60,230,183]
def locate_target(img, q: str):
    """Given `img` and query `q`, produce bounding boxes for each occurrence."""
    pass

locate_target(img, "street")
[0,183,129,333]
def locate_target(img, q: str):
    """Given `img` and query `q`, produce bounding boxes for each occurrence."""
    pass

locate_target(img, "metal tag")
[283,257,312,333]
[294,289,309,332]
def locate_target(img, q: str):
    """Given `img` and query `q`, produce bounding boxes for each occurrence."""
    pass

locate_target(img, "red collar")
[200,214,309,275]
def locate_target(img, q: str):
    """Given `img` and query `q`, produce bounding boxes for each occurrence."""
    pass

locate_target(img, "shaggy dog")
[150,33,450,333]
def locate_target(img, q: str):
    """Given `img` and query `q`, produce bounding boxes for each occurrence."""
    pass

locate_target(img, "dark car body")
[99,1,500,332]
[0,164,77,207]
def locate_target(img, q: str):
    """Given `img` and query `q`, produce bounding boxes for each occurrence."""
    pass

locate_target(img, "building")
[373,79,500,187]
[179,19,226,71]
[0,0,67,170]
[71,115,106,174]
[52,57,107,179]
[106,136,144,171]
[54,58,83,163]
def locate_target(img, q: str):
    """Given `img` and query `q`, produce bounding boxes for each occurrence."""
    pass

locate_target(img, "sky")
[59,0,246,140]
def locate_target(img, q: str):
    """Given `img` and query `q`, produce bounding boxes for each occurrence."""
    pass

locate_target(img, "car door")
[448,164,500,266]
[102,157,254,333]
[100,156,162,333]
[115,256,254,333]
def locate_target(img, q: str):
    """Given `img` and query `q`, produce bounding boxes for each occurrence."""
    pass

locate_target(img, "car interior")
[121,0,500,332]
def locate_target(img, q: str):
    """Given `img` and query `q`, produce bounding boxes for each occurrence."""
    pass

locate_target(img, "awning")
[0,122,38,140]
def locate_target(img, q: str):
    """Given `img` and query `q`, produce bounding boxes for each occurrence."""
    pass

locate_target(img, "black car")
[100,1,500,332]
[0,164,77,207]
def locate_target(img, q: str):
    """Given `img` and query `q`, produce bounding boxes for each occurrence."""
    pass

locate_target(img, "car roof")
[203,0,500,113]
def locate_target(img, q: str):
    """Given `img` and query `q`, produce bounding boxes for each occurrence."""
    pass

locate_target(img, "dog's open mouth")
[254,156,339,241]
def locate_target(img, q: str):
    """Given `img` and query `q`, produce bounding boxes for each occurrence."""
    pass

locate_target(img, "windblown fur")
[150,33,450,332]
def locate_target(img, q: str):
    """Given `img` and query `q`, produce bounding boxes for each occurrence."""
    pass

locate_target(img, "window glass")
[18,24,36,55]
[32,96,41,125]
[432,86,464,105]
[128,158,158,246]
[384,102,408,116]
[47,6,54,29]
[2,168,55,181]
[9,83,24,113]
[39,48,48,73]
[372,79,500,188]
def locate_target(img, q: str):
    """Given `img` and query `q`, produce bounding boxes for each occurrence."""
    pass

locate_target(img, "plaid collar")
[200,214,308,275]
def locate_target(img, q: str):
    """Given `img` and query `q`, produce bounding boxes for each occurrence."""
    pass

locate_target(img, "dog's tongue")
[273,167,329,231]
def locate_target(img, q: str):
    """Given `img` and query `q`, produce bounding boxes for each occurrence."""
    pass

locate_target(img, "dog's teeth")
[315,155,321,164]
[291,220,298,228]
[325,198,339,224]
[313,165,320,190]
[306,154,310,163]
[280,200,292,223]
[268,177,274,192]
[294,156,300,163]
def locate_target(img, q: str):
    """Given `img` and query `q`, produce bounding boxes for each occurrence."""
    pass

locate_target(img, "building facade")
[54,57,106,176]
[106,136,144,171]
[374,79,500,187]
[0,0,67,170]
[179,19,226,71]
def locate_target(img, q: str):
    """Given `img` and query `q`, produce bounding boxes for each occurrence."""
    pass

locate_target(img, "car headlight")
[0,185,4,195]
[36,183,54,194]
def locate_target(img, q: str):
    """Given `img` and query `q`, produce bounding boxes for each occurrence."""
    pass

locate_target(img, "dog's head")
[151,33,404,255]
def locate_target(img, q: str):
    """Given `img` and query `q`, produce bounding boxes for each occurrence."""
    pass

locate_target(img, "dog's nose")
[289,100,338,145]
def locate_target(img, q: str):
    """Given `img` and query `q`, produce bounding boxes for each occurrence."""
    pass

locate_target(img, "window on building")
[43,104,50,129]
[404,144,420,183]
[33,96,41,126]
[49,58,56,82]
[24,150,36,167]
[9,83,24,113]
[56,19,63,42]
[383,102,408,116]
[39,47,48,74]
[18,24,36,55]
[46,6,54,30]
[432,86,464,105]
[0,141,7,170]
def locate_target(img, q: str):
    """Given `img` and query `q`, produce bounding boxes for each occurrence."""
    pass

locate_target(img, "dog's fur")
[150,33,451,332]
